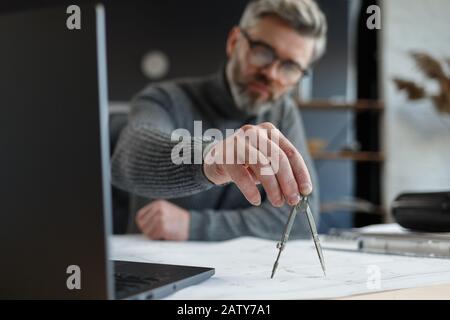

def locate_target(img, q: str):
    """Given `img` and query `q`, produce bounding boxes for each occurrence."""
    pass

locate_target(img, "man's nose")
[260,61,280,82]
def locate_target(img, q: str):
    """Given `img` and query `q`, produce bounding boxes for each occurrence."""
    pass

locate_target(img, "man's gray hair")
[239,0,328,63]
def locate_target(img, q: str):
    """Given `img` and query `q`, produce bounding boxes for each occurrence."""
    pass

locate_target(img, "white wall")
[382,0,450,220]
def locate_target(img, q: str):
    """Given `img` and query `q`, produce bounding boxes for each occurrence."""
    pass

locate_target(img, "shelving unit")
[297,99,384,112]
[297,99,384,162]
[310,151,384,162]
[297,98,385,224]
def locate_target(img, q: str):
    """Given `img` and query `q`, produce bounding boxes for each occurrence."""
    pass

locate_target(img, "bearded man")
[112,0,328,241]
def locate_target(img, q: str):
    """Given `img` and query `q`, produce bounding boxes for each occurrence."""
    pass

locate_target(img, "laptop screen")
[0,4,113,298]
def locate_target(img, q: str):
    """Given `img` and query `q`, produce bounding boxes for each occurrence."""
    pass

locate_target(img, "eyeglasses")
[240,29,309,84]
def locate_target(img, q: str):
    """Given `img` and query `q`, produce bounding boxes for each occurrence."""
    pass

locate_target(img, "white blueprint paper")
[110,235,450,299]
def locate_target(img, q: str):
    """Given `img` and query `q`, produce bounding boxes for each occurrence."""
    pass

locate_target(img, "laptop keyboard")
[114,272,160,296]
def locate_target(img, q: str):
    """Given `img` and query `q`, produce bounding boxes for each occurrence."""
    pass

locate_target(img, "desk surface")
[341,283,450,300]
[111,235,450,300]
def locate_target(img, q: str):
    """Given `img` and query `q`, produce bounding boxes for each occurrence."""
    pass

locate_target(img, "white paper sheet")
[110,235,450,299]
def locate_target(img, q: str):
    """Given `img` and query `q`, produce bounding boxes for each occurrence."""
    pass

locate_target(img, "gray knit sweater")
[111,70,319,241]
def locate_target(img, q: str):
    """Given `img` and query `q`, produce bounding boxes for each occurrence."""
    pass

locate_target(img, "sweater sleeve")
[111,86,214,199]
[188,102,320,241]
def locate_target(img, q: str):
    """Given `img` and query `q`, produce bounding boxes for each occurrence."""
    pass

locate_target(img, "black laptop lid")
[0,4,113,298]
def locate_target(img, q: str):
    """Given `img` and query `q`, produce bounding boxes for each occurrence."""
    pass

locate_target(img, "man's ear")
[226,26,241,58]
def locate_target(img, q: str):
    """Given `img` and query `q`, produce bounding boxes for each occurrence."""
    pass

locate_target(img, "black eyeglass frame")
[240,29,310,82]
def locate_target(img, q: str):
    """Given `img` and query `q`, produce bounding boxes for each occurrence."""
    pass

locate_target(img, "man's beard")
[226,53,281,116]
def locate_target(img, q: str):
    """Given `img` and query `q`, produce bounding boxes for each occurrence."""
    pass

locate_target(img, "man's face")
[226,15,315,115]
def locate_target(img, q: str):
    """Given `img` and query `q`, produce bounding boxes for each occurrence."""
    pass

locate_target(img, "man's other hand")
[136,200,190,241]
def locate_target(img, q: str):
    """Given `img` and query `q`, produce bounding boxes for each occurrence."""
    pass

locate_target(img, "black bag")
[392,191,450,232]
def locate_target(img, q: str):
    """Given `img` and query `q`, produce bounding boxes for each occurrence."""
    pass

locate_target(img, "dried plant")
[393,52,450,114]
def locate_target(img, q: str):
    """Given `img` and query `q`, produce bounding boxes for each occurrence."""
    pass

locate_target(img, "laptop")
[0,3,214,299]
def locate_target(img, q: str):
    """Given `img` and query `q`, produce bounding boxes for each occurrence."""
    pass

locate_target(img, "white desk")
[110,235,450,300]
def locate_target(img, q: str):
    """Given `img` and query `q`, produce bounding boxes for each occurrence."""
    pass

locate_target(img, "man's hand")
[136,200,190,241]
[203,122,312,208]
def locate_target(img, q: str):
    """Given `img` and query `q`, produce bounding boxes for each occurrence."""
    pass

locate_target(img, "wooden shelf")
[297,99,384,111]
[320,203,386,216]
[311,151,385,162]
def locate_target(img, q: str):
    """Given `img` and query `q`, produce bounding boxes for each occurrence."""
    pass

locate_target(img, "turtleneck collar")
[206,67,258,121]
[206,66,288,123]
